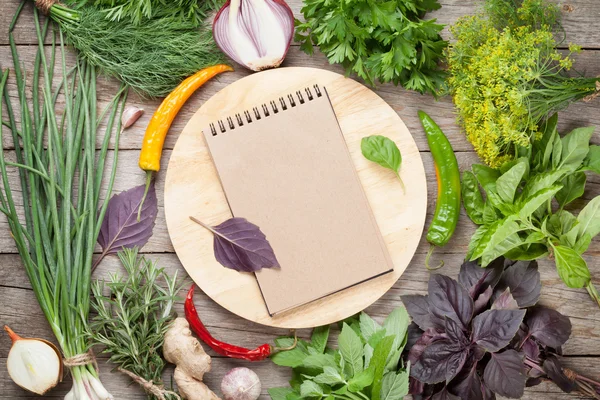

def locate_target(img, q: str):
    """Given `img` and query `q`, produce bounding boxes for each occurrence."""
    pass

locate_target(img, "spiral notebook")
[202,85,393,315]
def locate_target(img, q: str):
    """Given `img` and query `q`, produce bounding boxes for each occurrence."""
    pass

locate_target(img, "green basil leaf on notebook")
[189,216,280,272]
[361,135,405,191]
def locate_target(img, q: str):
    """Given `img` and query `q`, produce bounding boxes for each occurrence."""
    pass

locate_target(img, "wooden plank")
[1,353,597,399]
[2,252,599,358]
[2,0,600,49]
[1,149,600,256]
[2,46,600,154]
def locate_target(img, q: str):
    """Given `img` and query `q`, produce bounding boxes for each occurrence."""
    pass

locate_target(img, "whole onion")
[221,367,262,400]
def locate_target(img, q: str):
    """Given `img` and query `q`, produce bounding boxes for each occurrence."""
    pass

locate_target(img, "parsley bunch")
[295,0,447,96]
[447,0,600,168]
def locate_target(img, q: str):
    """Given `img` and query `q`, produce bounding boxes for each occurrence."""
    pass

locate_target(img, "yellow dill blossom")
[447,0,600,167]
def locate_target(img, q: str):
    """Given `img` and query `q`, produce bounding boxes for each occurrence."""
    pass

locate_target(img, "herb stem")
[586,281,600,307]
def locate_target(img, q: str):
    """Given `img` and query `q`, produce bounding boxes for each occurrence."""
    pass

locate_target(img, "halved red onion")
[213,0,294,71]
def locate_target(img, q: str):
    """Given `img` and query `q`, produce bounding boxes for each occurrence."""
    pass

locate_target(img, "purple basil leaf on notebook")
[98,181,158,256]
[190,216,280,272]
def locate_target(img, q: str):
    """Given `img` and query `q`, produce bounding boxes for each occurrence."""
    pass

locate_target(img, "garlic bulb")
[4,325,63,395]
[221,367,261,400]
[213,0,294,71]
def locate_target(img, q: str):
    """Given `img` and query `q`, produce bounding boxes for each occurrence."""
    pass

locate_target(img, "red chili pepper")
[184,285,296,361]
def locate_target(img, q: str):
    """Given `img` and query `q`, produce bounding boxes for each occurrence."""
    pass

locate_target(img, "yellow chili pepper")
[139,64,233,172]
[137,64,233,219]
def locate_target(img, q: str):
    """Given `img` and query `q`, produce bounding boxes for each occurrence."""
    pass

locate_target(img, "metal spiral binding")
[209,84,323,136]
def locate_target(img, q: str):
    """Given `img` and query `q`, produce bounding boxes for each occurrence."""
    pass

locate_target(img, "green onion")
[1,4,126,399]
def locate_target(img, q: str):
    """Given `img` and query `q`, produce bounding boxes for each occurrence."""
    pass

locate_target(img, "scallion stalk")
[1,4,126,399]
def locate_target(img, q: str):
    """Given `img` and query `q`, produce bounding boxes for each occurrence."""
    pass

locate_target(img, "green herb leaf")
[556,172,586,207]
[383,307,410,351]
[348,368,375,392]
[505,243,548,261]
[303,354,338,370]
[359,312,382,342]
[462,171,485,224]
[559,127,595,171]
[300,380,324,398]
[311,325,331,354]
[370,336,396,400]
[481,233,523,267]
[471,216,520,260]
[553,245,591,288]
[582,145,600,174]
[268,387,295,400]
[517,185,562,220]
[380,370,410,400]
[496,161,527,203]
[468,224,490,260]
[574,195,600,241]
[547,210,578,238]
[361,136,404,189]
[313,366,346,386]
[521,169,566,199]
[551,132,563,170]
[338,323,364,377]
[367,329,388,349]
[573,233,593,255]
[472,164,501,191]
[384,349,402,371]
[271,339,309,367]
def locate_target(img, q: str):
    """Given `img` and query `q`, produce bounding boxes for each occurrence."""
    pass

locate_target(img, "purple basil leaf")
[409,377,425,395]
[459,259,504,299]
[198,217,280,272]
[452,364,483,400]
[482,350,526,398]
[428,274,474,330]
[472,309,526,352]
[432,388,460,400]
[526,377,543,387]
[526,306,572,348]
[491,288,519,310]
[494,260,541,308]
[445,317,468,347]
[407,322,424,351]
[472,345,487,362]
[402,294,444,331]
[543,355,577,393]
[411,339,467,384]
[522,338,540,361]
[482,384,496,400]
[474,285,494,315]
[98,182,158,255]
[408,327,445,365]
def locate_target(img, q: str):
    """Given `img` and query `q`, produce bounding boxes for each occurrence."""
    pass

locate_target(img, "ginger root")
[164,318,220,400]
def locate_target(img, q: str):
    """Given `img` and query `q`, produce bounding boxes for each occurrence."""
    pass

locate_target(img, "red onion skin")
[212,0,295,71]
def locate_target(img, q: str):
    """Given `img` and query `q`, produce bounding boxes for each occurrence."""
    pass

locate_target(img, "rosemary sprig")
[89,248,182,399]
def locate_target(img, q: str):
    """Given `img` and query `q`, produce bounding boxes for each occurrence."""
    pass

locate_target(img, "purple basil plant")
[402,258,600,399]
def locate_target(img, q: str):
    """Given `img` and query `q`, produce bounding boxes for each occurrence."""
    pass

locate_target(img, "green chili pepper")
[418,111,461,270]
[462,171,485,225]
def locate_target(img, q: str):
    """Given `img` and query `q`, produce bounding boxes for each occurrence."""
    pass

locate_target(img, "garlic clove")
[5,326,63,395]
[121,106,144,129]
[213,0,294,71]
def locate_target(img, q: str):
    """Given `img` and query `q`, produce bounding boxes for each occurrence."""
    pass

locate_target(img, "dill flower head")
[447,0,599,168]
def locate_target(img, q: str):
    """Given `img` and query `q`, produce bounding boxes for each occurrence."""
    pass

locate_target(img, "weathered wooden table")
[1,1,599,398]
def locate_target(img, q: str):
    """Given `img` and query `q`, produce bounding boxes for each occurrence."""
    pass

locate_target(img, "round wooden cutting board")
[164,67,427,328]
